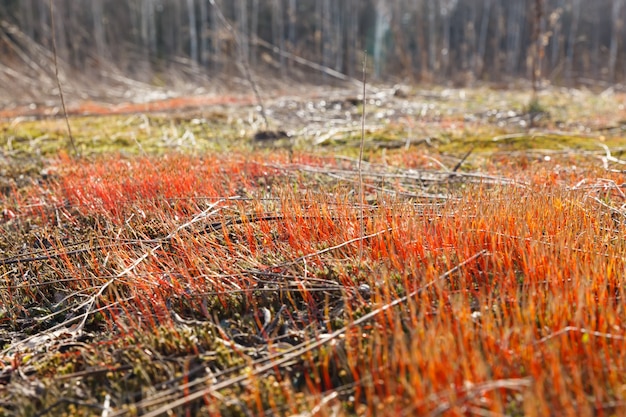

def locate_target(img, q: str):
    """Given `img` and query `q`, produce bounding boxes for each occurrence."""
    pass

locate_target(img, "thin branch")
[253,35,359,84]
[208,0,269,130]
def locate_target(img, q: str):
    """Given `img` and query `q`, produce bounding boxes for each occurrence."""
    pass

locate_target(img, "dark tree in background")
[1,0,625,96]
[530,0,544,96]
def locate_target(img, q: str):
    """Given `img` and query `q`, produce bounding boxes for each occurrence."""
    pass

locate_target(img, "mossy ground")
[1,85,626,416]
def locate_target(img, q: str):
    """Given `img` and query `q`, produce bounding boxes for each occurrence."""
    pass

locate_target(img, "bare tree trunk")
[373,0,391,78]
[186,0,198,64]
[490,0,504,80]
[590,7,600,79]
[234,0,248,64]
[20,0,35,40]
[92,0,106,62]
[38,0,50,49]
[549,0,564,70]
[199,0,208,66]
[506,0,526,75]
[609,0,623,82]
[210,0,221,71]
[141,0,157,62]
[287,0,296,69]
[169,0,183,57]
[271,0,285,76]
[158,0,176,59]
[250,0,259,66]
[464,0,477,75]
[332,1,343,72]
[415,1,428,79]
[427,0,437,72]
[476,0,492,77]
[141,0,158,74]
[314,1,322,65]
[389,0,412,79]
[566,0,581,82]
[345,0,359,77]
[321,0,331,74]
[67,0,80,67]
[440,0,453,77]
[530,0,544,96]
[51,0,68,62]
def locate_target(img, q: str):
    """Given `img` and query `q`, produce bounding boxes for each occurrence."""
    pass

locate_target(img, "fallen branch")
[253,36,360,85]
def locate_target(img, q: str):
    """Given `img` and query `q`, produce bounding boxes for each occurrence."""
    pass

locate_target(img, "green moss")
[0,113,250,156]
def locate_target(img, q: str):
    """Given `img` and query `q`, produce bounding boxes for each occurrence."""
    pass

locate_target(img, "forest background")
[0,0,624,104]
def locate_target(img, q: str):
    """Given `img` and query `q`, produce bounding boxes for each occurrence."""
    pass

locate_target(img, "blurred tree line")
[0,0,624,87]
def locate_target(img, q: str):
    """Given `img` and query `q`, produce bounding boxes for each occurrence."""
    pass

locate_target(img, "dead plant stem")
[49,0,77,156]
[358,54,367,261]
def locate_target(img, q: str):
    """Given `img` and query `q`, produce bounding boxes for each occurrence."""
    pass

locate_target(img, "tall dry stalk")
[49,0,77,156]
[358,54,366,261]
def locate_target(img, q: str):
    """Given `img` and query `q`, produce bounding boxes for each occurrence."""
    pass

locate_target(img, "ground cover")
[1,85,626,416]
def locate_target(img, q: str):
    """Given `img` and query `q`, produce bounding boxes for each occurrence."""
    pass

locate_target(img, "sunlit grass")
[1,85,626,415]
[1,145,625,415]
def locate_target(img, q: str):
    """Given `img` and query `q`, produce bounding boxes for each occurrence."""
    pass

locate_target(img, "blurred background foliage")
[0,0,623,95]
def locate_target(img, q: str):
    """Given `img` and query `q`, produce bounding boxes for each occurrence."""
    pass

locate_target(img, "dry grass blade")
[536,326,626,344]
[290,391,339,417]
[49,0,77,155]
[358,54,367,261]
[423,378,532,417]
[1,199,227,355]
[276,228,391,268]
